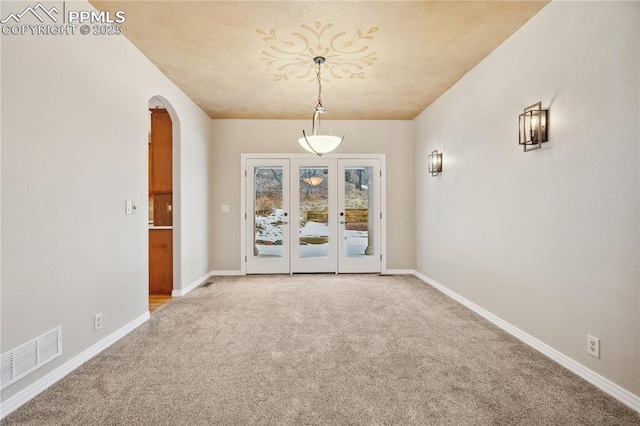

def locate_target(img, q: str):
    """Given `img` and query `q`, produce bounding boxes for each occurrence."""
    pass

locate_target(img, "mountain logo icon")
[1,3,60,24]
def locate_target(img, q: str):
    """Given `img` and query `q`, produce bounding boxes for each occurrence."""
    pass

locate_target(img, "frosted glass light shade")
[298,134,343,155]
[303,176,325,186]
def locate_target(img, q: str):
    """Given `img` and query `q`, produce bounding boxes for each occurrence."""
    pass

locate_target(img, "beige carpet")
[2,274,638,425]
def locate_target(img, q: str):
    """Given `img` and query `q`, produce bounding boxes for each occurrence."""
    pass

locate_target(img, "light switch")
[125,201,133,215]
[221,204,230,213]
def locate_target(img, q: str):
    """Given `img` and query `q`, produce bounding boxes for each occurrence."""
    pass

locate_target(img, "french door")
[291,158,337,272]
[337,159,381,273]
[246,159,290,274]
[245,156,382,274]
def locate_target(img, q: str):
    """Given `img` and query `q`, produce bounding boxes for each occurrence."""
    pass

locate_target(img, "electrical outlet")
[94,313,103,332]
[587,335,600,358]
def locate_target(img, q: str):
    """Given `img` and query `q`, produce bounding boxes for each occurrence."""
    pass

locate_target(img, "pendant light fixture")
[298,56,345,156]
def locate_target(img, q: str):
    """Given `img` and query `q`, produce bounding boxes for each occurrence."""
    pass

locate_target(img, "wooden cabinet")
[149,229,173,295]
[148,107,173,227]
[153,192,172,227]
[149,108,172,194]
[149,108,173,295]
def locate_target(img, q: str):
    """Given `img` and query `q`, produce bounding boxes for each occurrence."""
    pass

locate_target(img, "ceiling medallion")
[257,21,379,82]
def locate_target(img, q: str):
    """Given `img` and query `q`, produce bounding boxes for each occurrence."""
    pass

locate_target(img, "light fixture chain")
[316,60,323,108]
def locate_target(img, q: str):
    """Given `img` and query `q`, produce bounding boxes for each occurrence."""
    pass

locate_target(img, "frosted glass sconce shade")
[519,102,548,152]
[428,150,442,176]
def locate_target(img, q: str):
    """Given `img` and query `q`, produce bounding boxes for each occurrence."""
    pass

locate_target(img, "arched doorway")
[147,96,180,312]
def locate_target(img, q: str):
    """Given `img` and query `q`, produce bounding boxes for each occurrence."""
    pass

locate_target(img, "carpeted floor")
[2,274,639,425]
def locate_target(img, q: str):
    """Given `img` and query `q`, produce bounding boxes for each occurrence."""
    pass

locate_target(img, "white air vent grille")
[1,352,14,385]
[39,331,60,362]
[14,342,38,377]
[1,326,62,389]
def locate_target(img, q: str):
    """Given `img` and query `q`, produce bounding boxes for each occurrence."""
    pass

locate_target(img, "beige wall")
[209,119,414,271]
[414,2,639,395]
[1,0,211,402]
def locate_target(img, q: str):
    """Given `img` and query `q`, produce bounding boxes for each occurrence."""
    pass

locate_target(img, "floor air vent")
[1,326,62,389]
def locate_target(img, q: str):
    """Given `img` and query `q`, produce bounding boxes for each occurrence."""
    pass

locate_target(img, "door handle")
[339,221,345,224]
[282,221,289,225]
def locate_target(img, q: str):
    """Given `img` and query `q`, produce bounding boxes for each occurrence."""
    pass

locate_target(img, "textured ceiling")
[90,1,548,119]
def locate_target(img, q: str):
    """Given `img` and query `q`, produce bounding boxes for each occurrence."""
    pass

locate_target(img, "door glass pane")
[344,166,374,257]
[253,166,284,258]
[299,167,329,258]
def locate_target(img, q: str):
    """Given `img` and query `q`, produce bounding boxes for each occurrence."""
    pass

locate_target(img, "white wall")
[0,1,211,401]
[166,99,213,292]
[210,119,414,272]
[414,1,639,396]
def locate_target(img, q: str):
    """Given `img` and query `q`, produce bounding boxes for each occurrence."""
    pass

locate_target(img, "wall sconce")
[519,102,548,152]
[428,150,442,176]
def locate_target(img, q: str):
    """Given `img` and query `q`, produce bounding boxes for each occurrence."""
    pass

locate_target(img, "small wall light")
[428,150,443,176]
[519,102,548,152]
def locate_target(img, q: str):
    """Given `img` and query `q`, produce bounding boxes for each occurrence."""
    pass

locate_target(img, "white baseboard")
[411,270,640,414]
[171,271,214,296]
[0,311,150,420]
[383,269,415,275]
[210,270,245,276]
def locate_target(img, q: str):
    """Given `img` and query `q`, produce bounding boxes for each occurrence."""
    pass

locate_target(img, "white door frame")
[240,153,387,274]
